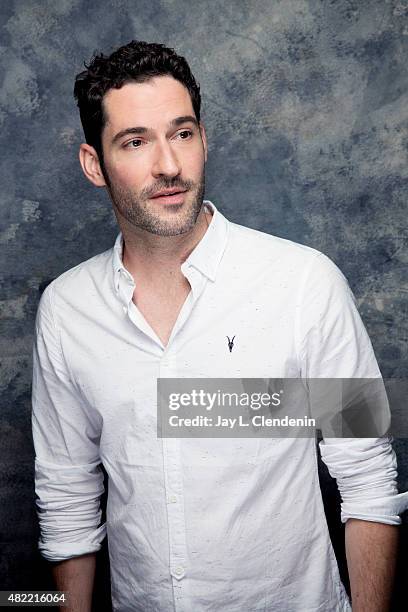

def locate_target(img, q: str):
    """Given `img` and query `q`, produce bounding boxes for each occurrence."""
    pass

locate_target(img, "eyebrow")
[111,115,199,145]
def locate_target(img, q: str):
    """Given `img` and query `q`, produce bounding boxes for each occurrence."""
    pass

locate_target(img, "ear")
[78,143,107,187]
[199,122,208,163]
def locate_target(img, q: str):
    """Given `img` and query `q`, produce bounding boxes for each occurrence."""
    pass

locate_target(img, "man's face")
[99,76,207,236]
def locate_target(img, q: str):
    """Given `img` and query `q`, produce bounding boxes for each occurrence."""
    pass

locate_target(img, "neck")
[119,205,212,282]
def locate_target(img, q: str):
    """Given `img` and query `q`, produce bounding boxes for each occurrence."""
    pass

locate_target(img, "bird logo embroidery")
[227,335,235,353]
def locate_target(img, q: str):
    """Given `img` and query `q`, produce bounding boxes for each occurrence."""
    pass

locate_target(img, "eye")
[177,130,193,140]
[125,139,143,148]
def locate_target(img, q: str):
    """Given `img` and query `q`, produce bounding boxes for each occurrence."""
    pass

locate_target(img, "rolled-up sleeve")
[298,252,408,525]
[32,282,106,562]
[319,436,408,525]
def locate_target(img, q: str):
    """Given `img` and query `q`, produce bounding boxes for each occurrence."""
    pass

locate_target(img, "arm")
[52,553,96,612]
[32,283,106,595]
[345,519,399,612]
[297,254,408,607]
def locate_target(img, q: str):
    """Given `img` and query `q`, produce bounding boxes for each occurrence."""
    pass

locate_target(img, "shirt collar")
[112,200,229,293]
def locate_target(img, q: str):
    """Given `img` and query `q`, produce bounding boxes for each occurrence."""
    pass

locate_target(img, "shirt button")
[169,494,177,503]
[174,566,184,577]
[123,306,127,313]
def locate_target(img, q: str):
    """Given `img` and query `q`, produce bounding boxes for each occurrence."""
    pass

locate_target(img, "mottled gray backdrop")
[0,0,407,609]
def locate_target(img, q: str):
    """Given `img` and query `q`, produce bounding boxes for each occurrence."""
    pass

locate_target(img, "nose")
[151,138,181,178]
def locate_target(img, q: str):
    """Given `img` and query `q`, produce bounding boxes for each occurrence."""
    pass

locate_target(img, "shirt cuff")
[341,491,408,525]
[39,523,107,562]
[35,457,106,561]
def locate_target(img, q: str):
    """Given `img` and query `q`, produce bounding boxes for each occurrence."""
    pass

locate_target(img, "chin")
[149,216,198,237]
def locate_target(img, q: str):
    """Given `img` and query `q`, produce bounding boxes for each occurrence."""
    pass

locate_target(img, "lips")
[151,189,187,198]
[150,188,188,205]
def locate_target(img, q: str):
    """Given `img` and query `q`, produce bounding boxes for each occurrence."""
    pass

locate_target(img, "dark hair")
[73,40,201,162]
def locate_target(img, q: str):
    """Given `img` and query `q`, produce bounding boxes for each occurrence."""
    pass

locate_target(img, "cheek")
[184,148,205,177]
[109,161,146,188]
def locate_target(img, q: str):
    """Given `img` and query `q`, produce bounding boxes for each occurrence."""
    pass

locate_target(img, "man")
[32,40,407,611]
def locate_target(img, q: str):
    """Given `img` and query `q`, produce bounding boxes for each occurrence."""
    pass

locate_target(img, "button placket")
[156,274,200,609]
[162,436,189,607]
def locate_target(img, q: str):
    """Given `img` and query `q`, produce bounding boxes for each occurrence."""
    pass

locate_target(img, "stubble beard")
[104,167,206,237]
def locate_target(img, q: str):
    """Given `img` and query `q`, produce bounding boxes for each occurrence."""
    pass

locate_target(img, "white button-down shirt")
[32,201,408,611]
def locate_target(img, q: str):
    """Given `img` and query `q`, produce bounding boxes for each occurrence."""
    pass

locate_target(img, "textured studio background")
[0,0,407,609]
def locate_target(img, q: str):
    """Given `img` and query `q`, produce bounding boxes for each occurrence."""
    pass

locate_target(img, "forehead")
[102,76,194,132]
